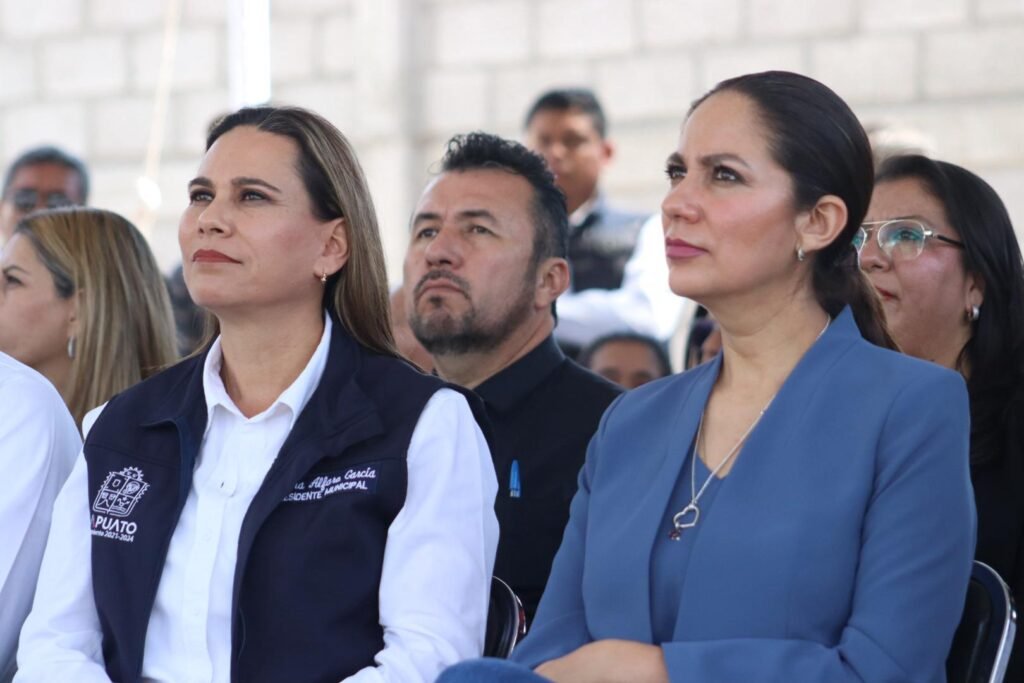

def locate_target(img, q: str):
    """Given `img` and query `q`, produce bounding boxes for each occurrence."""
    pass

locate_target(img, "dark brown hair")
[878,155,1024,465]
[693,71,895,349]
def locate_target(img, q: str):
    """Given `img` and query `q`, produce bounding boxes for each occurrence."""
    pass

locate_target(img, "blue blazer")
[514,308,975,683]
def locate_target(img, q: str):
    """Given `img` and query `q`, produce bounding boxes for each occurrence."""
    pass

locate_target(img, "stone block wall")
[1,0,1022,276]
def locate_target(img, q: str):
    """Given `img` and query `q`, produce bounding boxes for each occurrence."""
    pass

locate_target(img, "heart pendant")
[670,503,700,540]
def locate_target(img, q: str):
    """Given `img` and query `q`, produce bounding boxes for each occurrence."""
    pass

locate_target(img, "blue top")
[513,308,976,683]
[651,446,721,643]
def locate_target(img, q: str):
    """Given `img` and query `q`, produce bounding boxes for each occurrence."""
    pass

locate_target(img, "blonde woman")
[16,106,498,683]
[0,208,177,426]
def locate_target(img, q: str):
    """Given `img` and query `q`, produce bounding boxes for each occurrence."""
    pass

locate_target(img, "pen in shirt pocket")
[509,459,521,498]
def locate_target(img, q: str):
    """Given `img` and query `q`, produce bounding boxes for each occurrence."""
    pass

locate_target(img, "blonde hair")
[16,208,178,426]
[203,106,397,356]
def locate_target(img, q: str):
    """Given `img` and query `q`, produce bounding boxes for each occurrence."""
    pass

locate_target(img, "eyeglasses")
[853,219,965,261]
[6,188,75,213]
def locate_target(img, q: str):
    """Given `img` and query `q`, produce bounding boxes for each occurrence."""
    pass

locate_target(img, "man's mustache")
[414,270,471,298]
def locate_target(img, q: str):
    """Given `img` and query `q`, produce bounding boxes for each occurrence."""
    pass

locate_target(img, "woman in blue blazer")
[441,71,975,682]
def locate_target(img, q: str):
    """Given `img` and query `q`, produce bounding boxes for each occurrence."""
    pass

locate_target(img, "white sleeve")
[554,213,695,348]
[14,406,112,682]
[342,388,499,683]
[0,372,81,680]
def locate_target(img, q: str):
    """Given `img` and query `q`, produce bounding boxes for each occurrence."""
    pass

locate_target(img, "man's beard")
[409,269,536,356]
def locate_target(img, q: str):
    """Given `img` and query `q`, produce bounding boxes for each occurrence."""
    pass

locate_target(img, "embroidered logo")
[284,465,378,503]
[93,466,150,517]
[91,467,149,544]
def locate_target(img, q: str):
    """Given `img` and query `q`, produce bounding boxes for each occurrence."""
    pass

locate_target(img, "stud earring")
[968,305,980,322]
[319,271,328,284]
[796,246,806,262]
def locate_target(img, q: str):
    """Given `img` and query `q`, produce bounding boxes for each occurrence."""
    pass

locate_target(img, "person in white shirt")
[522,89,691,353]
[0,351,80,682]
[16,106,499,683]
[554,213,694,351]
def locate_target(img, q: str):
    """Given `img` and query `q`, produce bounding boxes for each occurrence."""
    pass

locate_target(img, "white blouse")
[0,352,81,682]
[16,318,499,683]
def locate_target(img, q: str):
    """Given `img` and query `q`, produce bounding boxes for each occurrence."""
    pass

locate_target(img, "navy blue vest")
[568,196,645,293]
[84,320,474,683]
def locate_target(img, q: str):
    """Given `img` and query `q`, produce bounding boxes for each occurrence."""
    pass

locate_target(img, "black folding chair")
[947,561,1017,683]
[484,576,527,658]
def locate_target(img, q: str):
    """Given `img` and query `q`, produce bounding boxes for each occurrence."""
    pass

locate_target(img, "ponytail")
[812,246,897,350]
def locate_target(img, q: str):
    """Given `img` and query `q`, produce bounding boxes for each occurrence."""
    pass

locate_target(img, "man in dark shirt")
[401,132,621,621]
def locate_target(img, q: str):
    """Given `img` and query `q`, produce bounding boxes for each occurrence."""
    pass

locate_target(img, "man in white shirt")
[0,352,80,682]
[523,89,690,354]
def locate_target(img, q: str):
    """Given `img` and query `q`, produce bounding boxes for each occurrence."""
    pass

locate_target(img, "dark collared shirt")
[475,335,621,622]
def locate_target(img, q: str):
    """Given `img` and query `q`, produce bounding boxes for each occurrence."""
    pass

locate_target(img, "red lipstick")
[874,286,897,301]
[665,238,706,259]
[193,249,240,264]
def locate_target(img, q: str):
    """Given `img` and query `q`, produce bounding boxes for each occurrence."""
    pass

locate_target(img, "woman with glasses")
[440,71,973,683]
[16,106,498,683]
[860,154,1024,679]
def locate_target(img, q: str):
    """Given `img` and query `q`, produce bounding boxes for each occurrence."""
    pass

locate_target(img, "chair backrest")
[947,561,1018,683]
[484,576,527,658]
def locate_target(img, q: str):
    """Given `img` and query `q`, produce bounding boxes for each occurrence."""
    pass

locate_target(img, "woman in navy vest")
[17,106,499,683]
[439,72,974,682]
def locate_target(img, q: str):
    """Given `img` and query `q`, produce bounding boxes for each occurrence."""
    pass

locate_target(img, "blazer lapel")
[614,356,720,642]
[671,309,861,637]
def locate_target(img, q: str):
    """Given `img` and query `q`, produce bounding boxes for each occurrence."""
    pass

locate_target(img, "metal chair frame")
[484,576,528,659]
[947,561,1017,683]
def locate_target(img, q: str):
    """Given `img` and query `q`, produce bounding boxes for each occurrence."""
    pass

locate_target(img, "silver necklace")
[669,316,830,541]
[668,399,772,540]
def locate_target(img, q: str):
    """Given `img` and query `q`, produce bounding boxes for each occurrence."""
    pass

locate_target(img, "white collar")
[201,315,333,429]
[568,192,600,229]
